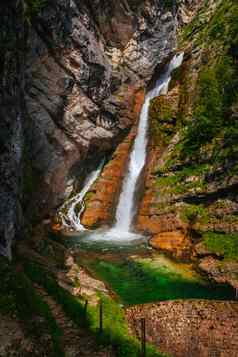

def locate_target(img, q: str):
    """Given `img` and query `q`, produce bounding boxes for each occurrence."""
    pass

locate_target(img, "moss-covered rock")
[149,86,180,146]
[138,0,238,272]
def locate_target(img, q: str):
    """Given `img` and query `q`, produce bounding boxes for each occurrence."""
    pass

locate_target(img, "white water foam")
[59,161,104,231]
[98,53,184,242]
[63,53,184,242]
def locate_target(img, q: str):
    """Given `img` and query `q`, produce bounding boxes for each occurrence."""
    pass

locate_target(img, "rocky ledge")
[135,0,238,290]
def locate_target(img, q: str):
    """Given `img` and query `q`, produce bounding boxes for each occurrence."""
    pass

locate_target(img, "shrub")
[203,232,238,261]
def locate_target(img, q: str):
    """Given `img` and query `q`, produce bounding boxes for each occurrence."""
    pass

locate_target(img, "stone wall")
[126,300,238,357]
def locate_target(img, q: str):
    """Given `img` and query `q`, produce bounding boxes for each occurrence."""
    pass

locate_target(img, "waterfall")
[113,53,184,234]
[59,161,104,231]
[63,53,184,243]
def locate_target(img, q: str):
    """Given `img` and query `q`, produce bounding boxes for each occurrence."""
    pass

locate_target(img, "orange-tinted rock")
[81,88,145,228]
[150,230,192,258]
[51,223,62,231]
[135,84,187,247]
[137,214,185,235]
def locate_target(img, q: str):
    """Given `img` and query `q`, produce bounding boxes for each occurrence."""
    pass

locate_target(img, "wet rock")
[23,0,181,230]
[137,213,185,235]
[81,89,145,228]
[150,230,192,259]
[0,0,204,256]
[194,242,223,258]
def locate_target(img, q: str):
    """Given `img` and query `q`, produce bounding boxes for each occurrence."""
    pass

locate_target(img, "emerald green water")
[86,255,233,305]
[64,232,234,306]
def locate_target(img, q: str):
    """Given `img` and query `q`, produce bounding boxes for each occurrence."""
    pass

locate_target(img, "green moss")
[84,191,95,208]
[180,204,209,225]
[149,96,176,146]
[23,261,166,357]
[181,66,222,155]
[203,232,238,261]
[156,174,180,188]
[179,1,238,162]
[155,164,210,196]
[169,66,183,90]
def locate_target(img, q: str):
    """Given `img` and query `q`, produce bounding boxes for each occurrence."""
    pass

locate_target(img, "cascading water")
[114,53,184,233]
[59,161,104,231]
[87,53,184,243]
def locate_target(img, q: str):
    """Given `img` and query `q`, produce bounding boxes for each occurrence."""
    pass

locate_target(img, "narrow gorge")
[1,1,238,356]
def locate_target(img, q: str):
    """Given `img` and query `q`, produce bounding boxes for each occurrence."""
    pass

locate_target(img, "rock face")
[198,257,238,289]
[136,82,189,258]
[1,0,204,256]
[81,89,145,228]
[24,0,179,221]
[126,300,238,357]
[0,1,25,258]
[135,0,238,283]
[150,231,192,259]
[2,0,201,256]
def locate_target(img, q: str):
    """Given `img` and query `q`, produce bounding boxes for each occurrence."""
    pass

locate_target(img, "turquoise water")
[60,231,234,305]
[87,256,233,305]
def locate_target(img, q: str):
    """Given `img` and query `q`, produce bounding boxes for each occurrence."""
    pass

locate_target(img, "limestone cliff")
[0,0,202,257]
[136,0,238,287]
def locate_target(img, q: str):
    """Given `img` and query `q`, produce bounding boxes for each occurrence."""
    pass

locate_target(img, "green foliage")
[182,66,223,155]
[23,261,165,357]
[156,164,209,195]
[208,0,238,46]
[179,0,238,163]
[149,97,176,146]
[0,258,63,356]
[24,0,47,21]
[203,232,238,261]
[169,66,183,90]
[181,0,209,44]
[180,204,209,225]
[162,0,176,11]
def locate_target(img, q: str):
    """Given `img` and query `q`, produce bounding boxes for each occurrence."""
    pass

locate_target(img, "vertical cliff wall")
[0,0,25,258]
[0,0,202,257]
[136,0,238,287]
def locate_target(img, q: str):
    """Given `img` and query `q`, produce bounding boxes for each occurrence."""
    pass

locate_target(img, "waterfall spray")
[113,53,184,234]
[59,160,104,231]
[87,53,184,242]
[61,53,184,243]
